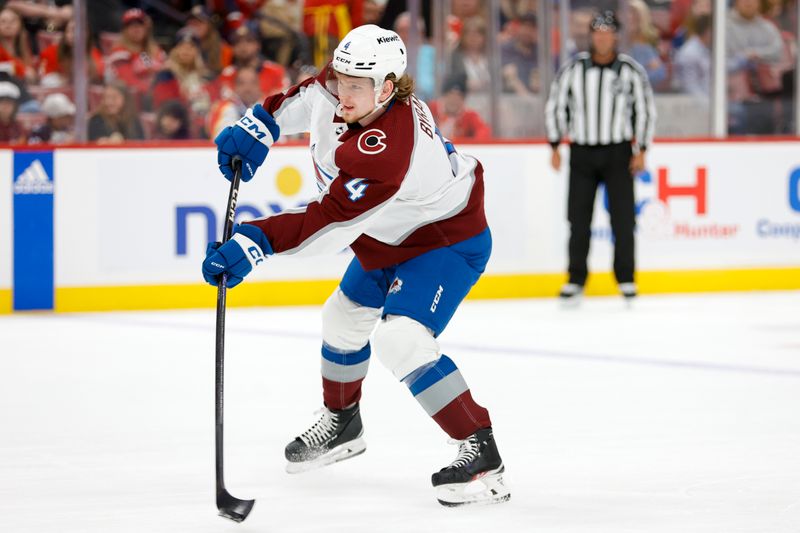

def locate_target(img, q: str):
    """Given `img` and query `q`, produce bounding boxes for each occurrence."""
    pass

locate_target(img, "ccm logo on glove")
[202,224,273,289]
[237,109,275,146]
[246,244,264,265]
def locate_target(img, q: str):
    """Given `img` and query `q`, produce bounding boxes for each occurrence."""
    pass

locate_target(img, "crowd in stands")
[0,0,796,145]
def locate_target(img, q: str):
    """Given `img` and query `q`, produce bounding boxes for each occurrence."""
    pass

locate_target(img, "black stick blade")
[217,490,255,523]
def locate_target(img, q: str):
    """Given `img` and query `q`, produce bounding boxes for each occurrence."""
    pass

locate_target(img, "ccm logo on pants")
[430,285,444,313]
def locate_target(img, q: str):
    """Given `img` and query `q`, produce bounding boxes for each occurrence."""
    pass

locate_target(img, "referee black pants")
[567,142,635,286]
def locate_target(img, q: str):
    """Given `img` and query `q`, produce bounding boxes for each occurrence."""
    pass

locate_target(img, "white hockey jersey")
[243,65,488,271]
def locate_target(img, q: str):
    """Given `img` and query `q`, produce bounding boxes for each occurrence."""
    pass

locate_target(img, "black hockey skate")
[432,428,510,507]
[285,403,366,474]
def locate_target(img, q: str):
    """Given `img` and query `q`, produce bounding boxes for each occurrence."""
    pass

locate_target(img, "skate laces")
[447,435,481,469]
[299,408,338,447]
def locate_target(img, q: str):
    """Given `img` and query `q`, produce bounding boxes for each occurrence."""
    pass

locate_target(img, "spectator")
[449,16,491,94]
[107,9,167,101]
[153,99,192,140]
[566,8,596,55]
[0,80,25,143]
[207,65,264,139]
[764,0,797,133]
[302,0,363,68]
[362,0,385,25]
[428,76,492,140]
[255,0,310,71]
[727,0,784,133]
[674,14,712,96]
[148,0,194,46]
[764,0,798,33]
[670,0,712,48]
[394,11,436,101]
[88,82,145,143]
[227,0,269,21]
[217,24,288,99]
[625,0,668,89]
[39,20,105,88]
[151,29,214,118]
[0,7,35,83]
[28,92,76,145]
[0,71,38,113]
[501,12,539,94]
[186,5,232,76]
[452,0,486,21]
[3,1,73,33]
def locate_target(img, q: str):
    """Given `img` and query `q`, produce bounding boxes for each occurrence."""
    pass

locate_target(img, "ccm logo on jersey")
[357,129,387,155]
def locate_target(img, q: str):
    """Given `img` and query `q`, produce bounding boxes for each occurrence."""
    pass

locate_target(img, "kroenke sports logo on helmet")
[357,129,387,155]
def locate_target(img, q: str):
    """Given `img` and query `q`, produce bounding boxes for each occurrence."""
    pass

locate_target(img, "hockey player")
[202,24,509,507]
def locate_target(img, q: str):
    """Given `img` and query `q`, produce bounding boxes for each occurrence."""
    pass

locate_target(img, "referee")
[545,10,656,305]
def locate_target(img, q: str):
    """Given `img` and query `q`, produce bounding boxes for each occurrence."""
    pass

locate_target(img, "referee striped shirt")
[545,52,656,151]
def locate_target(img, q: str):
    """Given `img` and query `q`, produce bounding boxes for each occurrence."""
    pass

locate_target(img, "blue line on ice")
[61,314,800,379]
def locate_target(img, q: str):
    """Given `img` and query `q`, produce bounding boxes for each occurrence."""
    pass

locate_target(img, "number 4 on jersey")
[345,178,369,201]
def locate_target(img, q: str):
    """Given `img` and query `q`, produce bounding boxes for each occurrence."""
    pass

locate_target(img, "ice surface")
[1,292,799,532]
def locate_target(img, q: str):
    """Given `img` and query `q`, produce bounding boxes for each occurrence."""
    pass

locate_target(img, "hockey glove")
[202,224,274,289]
[214,103,281,182]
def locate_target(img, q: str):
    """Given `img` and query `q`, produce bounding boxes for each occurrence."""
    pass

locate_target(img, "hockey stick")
[215,157,255,523]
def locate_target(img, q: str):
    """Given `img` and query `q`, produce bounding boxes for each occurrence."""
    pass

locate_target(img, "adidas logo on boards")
[14,159,54,194]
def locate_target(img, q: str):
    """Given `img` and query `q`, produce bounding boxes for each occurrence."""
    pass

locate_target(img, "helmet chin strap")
[371,78,398,113]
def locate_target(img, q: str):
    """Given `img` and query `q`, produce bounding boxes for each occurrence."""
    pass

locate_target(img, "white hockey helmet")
[332,24,407,89]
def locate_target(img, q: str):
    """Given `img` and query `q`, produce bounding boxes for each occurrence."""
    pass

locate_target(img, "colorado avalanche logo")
[388,277,403,294]
[357,129,387,155]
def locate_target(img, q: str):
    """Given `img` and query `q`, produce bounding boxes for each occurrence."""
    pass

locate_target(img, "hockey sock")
[321,343,371,410]
[404,355,491,440]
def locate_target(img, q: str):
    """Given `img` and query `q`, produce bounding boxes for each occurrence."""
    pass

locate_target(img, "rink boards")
[1,140,799,313]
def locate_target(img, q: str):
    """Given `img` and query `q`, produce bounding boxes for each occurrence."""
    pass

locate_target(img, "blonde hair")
[387,73,414,103]
[629,0,659,45]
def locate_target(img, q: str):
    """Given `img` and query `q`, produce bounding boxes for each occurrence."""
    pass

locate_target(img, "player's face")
[336,72,376,123]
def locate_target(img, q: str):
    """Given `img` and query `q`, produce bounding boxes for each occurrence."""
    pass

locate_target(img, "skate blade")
[559,295,583,309]
[436,467,511,507]
[285,437,366,474]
